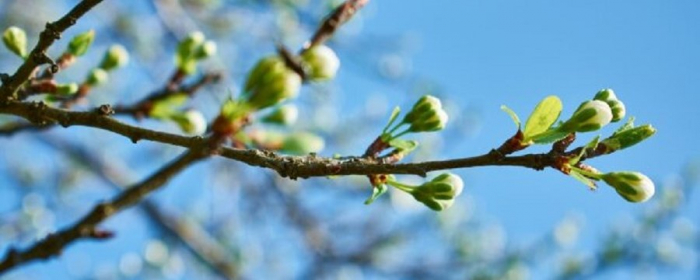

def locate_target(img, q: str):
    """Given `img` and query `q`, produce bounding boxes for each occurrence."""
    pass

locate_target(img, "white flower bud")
[282,132,325,155]
[594,89,625,122]
[411,173,464,211]
[602,171,655,203]
[174,110,207,135]
[561,100,613,132]
[301,45,340,81]
[86,68,109,86]
[402,95,449,133]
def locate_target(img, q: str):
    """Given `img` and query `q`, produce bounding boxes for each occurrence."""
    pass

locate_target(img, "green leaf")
[382,106,402,134]
[570,136,600,165]
[530,129,570,144]
[569,169,597,190]
[149,94,189,119]
[612,116,635,136]
[388,138,418,151]
[364,184,388,205]
[523,95,562,140]
[500,105,521,129]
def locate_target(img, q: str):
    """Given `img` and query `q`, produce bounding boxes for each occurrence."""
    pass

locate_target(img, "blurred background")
[1,0,699,279]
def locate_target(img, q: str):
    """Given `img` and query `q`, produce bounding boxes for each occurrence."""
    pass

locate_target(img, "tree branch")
[0,0,106,100]
[0,100,567,180]
[0,149,208,274]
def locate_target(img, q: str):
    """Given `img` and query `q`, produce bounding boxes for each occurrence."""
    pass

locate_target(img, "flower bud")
[593,88,617,102]
[172,110,207,135]
[560,100,613,132]
[606,99,626,122]
[411,173,464,211]
[56,83,79,95]
[175,31,205,73]
[281,132,325,155]
[242,56,302,110]
[99,44,129,71]
[67,30,95,57]
[262,104,298,125]
[300,45,340,81]
[86,68,109,86]
[602,171,655,203]
[194,41,217,60]
[3,26,27,58]
[600,124,656,153]
[401,95,448,132]
[593,89,625,122]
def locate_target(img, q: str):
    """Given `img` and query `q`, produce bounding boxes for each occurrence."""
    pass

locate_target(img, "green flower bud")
[67,30,95,57]
[3,26,27,58]
[56,83,79,95]
[593,88,617,102]
[242,56,302,110]
[194,41,217,60]
[99,44,129,71]
[262,104,299,125]
[401,95,448,133]
[606,99,626,122]
[172,110,207,135]
[593,89,625,122]
[300,45,340,81]
[175,31,205,73]
[560,100,613,132]
[86,68,109,86]
[602,171,655,203]
[601,124,656,153]
[411,173,464,211]
[281,132,325,155]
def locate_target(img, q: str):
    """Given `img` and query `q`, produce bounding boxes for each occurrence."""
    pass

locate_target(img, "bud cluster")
[387,173,465,211]
[175,31,217,74]
[240,55,302,110]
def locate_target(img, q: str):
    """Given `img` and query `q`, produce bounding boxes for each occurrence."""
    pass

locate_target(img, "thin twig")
[0,149,208,274]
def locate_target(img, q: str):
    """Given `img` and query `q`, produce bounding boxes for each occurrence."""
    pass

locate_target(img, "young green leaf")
[388,138,418,151]
[569,169,597,190]
[382,106,402,134]
[500,105,521,129]
[364,184,388,205]
[523,95,562,141]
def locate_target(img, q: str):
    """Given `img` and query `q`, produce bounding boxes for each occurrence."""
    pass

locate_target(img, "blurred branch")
[0,0,105,100]
[0,149,208,274]
[0,121,51,136]
[37,136,239,279]
[304,0,369,51]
